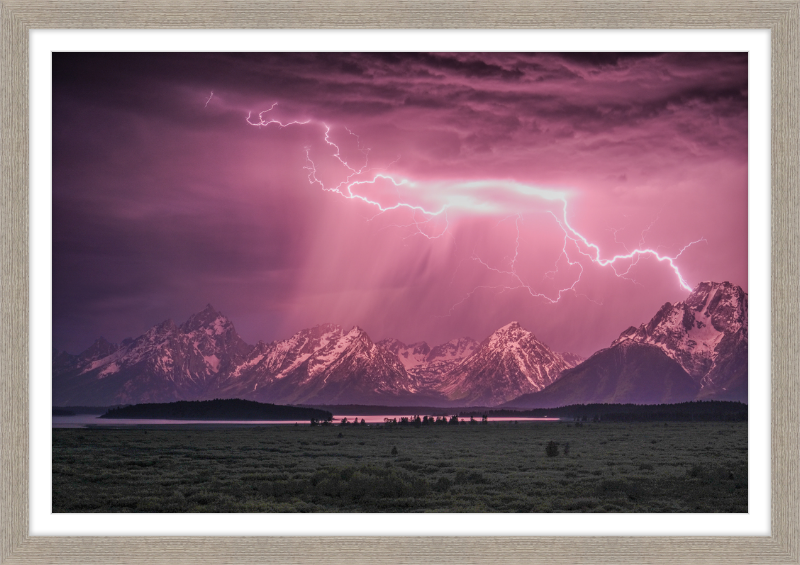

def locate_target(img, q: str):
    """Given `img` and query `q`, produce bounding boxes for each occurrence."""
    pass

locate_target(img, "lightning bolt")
[246,103,311,128]
[204,91,214,108]
[242,101,706,307]
[553,205,706,292]
[463,212,583,308]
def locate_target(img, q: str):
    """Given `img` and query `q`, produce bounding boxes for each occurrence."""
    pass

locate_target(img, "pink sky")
[53,53,747,357]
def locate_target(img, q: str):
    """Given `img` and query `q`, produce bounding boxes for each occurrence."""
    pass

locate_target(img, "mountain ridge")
[54,310,579,407]
[53,281,747,407]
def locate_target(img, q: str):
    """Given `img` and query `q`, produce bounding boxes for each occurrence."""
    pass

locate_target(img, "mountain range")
[53,281,747,408]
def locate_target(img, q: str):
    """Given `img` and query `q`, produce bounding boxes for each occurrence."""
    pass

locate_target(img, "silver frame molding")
[2,3,798,563]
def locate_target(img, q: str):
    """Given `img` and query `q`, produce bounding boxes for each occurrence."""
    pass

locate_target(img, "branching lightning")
[552,208,706,292]
[246,104,311,128]
[243,101,706,308]
[244,104,448,239]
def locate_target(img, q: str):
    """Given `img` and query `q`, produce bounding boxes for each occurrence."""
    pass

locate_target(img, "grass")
[52,421,747,513]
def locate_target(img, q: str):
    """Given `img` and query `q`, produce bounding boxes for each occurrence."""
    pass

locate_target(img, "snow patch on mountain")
[98,362,121,378]
[203,354,221,372]
[612,281,747,389]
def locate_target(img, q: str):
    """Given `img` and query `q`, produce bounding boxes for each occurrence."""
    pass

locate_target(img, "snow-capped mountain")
[611,281,747,400]
[52,305,252,406]
[436,322,577,406]
[57,289,739,409]
[54,306,582,407]
[376,337,480,388]
[220,324,417,405]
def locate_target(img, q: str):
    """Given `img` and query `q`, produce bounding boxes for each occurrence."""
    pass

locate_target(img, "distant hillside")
[54,405,124,415]
[303,404,459,415]
[462,401,747,422]
[503,342,700,409]
[99,399,333,421]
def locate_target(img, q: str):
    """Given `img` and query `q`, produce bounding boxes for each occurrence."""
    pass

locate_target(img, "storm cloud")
[53,53,747,357]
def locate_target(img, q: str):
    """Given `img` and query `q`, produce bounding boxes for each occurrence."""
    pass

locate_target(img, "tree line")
[332,415,490,426]
[460,401,747,422]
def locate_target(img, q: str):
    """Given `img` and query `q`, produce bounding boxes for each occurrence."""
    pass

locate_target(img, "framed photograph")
[3,2,798,564]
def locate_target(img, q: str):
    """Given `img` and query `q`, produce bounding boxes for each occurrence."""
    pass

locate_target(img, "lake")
[52,414,561,428]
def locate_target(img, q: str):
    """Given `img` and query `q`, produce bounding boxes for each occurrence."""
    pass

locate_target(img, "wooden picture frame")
[2,2,798,563]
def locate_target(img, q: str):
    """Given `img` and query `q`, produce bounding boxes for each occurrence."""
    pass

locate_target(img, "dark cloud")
[558,52,663,67]
[53,52,747,356]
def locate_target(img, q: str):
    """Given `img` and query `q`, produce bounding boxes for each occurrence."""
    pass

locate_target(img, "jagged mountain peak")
[485,320,535,346]
[427,337,476,362]
[180,304,236,335]
[282,323,342,343]
[76,336,119,363]
[684,281,747,332]
[346,325,368,336]
[340,326,383,351]
[615,281,746,345]
[610,280,747,399]
[439,321,572,406]
[496,321,522,332]
[303,322,342,334]
[147,318,178,338]
[190,303,218,317]
[689,280,743,300]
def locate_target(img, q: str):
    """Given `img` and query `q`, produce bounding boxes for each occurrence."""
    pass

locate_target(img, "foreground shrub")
[455,470,489,485]
[432,477,452,492]
[308,465,429,505]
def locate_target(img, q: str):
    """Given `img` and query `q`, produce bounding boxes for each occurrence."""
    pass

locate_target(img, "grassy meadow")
[53,421,747,513]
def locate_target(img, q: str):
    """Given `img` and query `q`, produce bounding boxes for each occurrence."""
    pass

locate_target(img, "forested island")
[100,399,333,421]
[53,405,125,416]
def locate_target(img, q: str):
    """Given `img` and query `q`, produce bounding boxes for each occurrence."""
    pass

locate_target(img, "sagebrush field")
[53,421,747,513]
